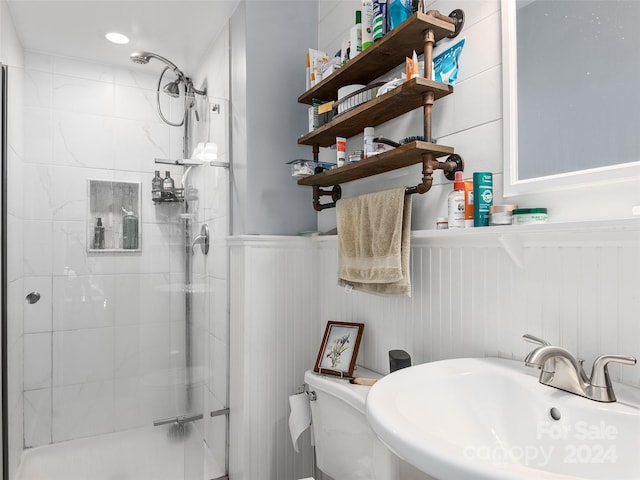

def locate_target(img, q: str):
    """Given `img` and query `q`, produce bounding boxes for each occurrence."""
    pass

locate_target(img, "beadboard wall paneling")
[317,223,640,385]
[229,221,640,479]
[229,237,318,480]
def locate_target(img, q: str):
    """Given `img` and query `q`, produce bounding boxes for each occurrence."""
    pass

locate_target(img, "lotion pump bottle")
[447,171,465,229]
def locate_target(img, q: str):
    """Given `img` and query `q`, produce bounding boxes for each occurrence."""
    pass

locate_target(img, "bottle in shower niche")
[447,171,465,228]
[152,170,163,202]
[92,217,105,249]
[162,171,175,199]
[122,207,139,249]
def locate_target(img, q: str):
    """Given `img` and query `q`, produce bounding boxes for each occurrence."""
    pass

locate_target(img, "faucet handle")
[590,354,637,388]
[522,334,551,347]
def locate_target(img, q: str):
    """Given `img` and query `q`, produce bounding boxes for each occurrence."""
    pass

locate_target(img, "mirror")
[502,0,640,195]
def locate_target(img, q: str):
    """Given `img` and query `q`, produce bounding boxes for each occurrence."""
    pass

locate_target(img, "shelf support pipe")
[406,153,465,195]
[412,152,435,194]
[426,9,465,39]
[310,142,343,211]
[425,10,456,26]
[422,28,435,144]
[422,28,435,81]
[422,91,435,143]
[312,184,342,211]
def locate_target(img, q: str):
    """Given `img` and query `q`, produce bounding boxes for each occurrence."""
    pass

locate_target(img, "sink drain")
[549,407,561,421]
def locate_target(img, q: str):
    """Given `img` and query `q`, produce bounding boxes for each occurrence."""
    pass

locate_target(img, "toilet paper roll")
[288,392,311,453]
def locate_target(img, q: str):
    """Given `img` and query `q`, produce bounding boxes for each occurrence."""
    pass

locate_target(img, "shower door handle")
[25,292,41,304]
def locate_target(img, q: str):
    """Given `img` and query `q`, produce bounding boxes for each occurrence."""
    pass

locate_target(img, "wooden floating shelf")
[298,12,456,105]
[298,78,453,147]
[296,141,454,187]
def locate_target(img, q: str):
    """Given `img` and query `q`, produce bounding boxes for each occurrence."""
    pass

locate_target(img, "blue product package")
[433,38,465,85]
[388,0,411,31]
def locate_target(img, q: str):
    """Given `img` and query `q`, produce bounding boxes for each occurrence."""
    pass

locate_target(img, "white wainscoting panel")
[229,236,317,480]
[228,220,640,479]
[317,221,640,386]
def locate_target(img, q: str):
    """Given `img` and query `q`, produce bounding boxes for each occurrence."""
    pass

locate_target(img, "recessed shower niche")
[88,179,141,252]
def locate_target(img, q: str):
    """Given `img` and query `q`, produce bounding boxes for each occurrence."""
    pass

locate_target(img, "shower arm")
[185,77,207,97]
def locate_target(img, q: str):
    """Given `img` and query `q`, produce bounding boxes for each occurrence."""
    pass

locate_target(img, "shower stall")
[1,38,230,480]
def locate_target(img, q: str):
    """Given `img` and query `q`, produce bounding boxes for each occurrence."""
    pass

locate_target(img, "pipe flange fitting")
[331,184,342,203]
[443,153,464,181]
[448,9,465,39]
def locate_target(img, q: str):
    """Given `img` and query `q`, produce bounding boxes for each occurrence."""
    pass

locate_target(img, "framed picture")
[314,321,364,378]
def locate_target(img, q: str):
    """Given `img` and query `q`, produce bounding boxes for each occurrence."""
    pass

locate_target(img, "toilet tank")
[304,367,432,480]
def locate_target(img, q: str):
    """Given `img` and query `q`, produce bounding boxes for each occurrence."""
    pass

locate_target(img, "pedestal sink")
[366,357,640,480]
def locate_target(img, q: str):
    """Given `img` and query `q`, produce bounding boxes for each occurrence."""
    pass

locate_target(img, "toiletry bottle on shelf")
[363,127,375,158]
[464,179,474,228]
[372,0,387,41]
[473,172,493,227]
[388,0,411,31]
[361,0,374,51]
[93,217,105,249]
[337,137,347,166]
[447,171,465,229]
[349,11,362,60]
[152,170,163,202]
[162,171,175,199]
[122,207,139,249]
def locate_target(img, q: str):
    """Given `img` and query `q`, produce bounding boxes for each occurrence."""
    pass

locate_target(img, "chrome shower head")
[163,80,181,98]
[129,51,182,76]
[130,52,151,65]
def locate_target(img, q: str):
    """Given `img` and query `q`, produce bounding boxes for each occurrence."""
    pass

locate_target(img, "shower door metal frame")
[1,61,9,480]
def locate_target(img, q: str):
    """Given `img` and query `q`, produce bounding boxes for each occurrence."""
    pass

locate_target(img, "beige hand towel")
[337,187,411,297]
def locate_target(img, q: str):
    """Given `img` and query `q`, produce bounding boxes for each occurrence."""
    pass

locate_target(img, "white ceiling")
[6,0,240,75]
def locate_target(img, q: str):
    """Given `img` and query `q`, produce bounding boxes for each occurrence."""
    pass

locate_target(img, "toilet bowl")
[304,367,433,480]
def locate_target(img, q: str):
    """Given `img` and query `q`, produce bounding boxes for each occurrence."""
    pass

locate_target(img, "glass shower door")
[2,53,224,480]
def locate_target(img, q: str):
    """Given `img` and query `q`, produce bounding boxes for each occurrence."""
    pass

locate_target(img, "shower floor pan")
[15,423,223,480]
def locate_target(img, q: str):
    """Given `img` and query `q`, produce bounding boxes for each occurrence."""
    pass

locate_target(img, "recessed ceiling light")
[105,32,129,45]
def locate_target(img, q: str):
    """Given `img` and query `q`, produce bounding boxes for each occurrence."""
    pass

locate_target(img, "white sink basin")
[366,357,640,480]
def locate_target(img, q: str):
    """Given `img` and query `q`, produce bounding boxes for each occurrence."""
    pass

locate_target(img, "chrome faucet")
[522,334,636,402]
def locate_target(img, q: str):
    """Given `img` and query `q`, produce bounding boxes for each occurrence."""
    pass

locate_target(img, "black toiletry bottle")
[93,217,105,249]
